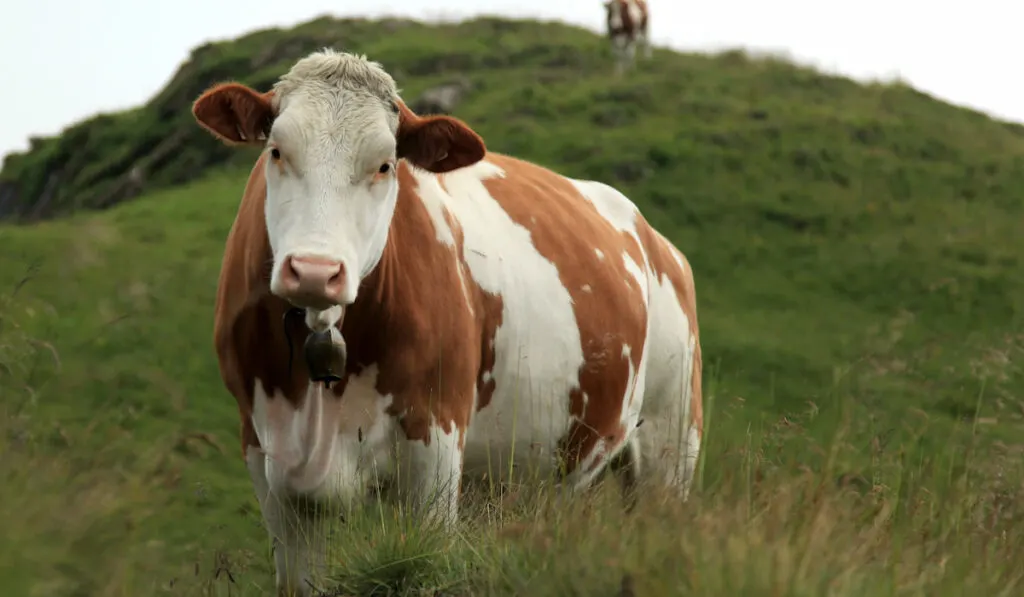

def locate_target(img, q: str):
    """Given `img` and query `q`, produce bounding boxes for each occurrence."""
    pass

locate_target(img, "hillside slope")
[1,15,1023,596]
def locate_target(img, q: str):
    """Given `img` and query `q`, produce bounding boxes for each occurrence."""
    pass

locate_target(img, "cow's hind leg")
[639,385,701,501]
[246,447,326,597]
[638,26,653,60]
[608,434,642,511]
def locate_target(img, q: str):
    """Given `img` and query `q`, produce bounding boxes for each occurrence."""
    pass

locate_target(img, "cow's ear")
[193,82,276,145]
[394,99,486,173]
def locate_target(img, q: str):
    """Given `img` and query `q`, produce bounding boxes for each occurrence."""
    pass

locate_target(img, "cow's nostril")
[323,264,345,297]
[281,256,301,286]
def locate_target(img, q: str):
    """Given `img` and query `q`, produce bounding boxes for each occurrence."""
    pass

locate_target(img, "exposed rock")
[0,182,19,219]
[409,77,472,115]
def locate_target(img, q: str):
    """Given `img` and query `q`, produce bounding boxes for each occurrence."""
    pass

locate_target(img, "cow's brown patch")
[474,290,504,412]
[357,166,479,447]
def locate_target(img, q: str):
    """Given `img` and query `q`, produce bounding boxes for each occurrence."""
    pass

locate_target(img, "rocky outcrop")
[409,77,473,115]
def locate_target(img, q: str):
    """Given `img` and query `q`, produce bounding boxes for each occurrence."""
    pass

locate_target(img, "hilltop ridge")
[3,15,1024,223]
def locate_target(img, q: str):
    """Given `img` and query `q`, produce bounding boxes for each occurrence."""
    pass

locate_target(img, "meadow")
[1,15,1023,596]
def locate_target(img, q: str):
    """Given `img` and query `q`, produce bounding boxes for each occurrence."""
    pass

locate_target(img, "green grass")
[2,14,1024,596]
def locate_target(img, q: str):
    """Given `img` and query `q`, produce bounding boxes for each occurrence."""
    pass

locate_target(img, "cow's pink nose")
[278,256,345,307]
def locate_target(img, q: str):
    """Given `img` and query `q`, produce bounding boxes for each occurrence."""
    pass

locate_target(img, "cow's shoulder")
[367,163,482,369]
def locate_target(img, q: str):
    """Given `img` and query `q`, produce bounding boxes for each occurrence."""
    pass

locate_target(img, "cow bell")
[303,326,347,389]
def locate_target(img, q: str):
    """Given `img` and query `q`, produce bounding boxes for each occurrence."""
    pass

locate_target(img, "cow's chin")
[304,305,345,333]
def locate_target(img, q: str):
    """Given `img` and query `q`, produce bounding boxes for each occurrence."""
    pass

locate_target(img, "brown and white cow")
[603,0,652,74]
[192,49,702,596]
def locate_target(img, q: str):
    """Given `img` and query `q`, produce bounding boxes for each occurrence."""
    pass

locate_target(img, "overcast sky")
[1,0,1021,159]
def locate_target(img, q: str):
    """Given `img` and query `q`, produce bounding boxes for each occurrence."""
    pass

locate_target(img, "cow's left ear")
[394,100,486,173]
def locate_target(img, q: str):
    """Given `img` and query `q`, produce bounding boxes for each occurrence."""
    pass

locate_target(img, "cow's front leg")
[395,419,465,528]
[246,446,326,597]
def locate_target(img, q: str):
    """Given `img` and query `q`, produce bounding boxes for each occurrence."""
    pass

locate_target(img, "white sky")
[1,0,1021,159]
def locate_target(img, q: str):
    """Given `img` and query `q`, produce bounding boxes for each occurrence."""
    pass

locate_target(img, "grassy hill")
[2,14,1024,597]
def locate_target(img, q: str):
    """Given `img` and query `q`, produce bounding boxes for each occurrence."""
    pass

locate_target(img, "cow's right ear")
[192,83,275,146]
[394,99,486,173]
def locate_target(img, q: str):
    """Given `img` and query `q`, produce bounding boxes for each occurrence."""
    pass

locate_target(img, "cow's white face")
[192,49,487,315]
[263,79,402,311]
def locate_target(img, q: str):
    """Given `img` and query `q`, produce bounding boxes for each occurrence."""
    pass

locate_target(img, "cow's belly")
[460,289,590,481]
[460,353,577,481]
[456,228,590,480]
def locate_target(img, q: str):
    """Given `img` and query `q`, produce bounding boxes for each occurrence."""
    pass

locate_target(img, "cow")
[191,49,703,596]
[603,0,652,74]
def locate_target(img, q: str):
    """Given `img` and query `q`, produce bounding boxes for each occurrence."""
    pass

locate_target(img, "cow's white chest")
[250,365,397,503]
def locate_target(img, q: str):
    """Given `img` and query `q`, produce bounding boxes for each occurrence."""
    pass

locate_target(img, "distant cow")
[604,0,652,74]
[192,49,702,596]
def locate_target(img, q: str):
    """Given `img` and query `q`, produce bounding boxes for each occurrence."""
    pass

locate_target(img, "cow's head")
[192,50,486,314]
